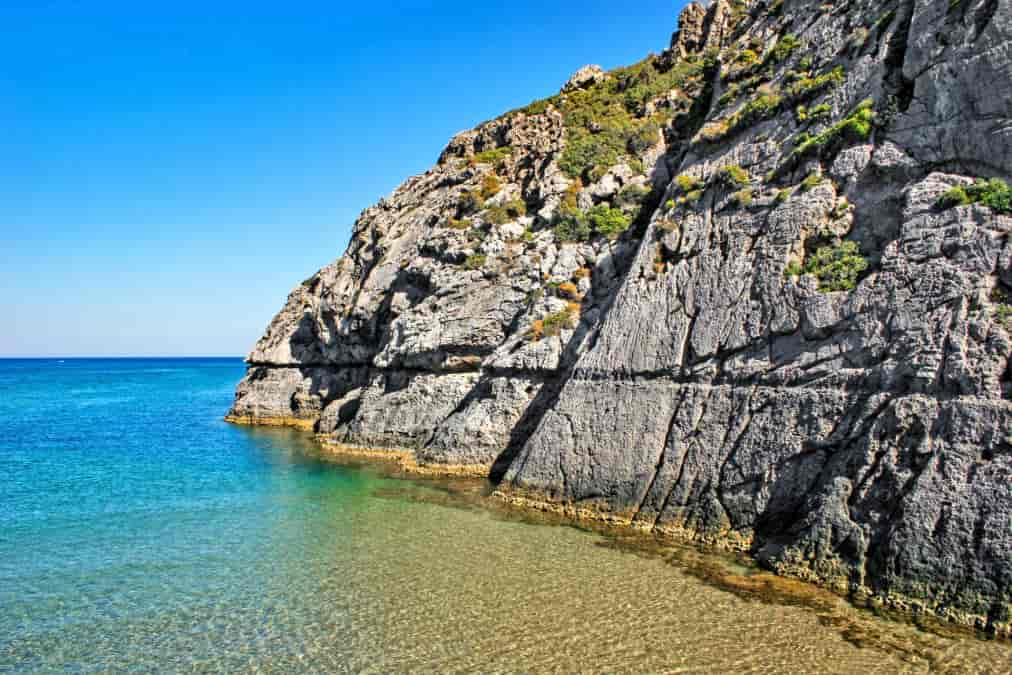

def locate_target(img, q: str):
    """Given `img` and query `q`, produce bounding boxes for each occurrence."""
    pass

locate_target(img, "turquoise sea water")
[1,358,1009,672]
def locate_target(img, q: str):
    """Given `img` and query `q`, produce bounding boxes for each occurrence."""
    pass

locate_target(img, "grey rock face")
[231,0,1012,631]
[562,65,607,93]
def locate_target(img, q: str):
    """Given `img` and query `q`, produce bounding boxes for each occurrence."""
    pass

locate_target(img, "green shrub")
[735,49,760,66]
[706,86,783,143]
[727,89,782,133]
[791,99,875,161]
[769,34,802,64]
[796,103,831,123]
[936,185,972,209]
[718,88,739,108]
[996,304,1012,329]
[502,199,526,217]
[530,305,579,341]
[483,206,511,225]
[458,190,484,214]
[463,254,487,270]
[776,188,793,204]
[699,119,731,143]
[626,122,660,154]
[784,66,845,103]
[718,76,762,108]
[480,174,502,200]
[558,134,621,181]
[718,164,750,188]
[618,183,651,207]
[732,188,754,207]
[830,198,852,219]
[803,241,868,292]
[784,260,804,277]
[562,180,581,209]
[472,146,512,165]
[556,55,707,180]
[542,307,578,336]
[588,204,632,239]
[994,286,1012,329]
[553,207,592,242]
[726,49,761,79]
[801,172,824,192]
[518,98,555,116]
[969,178,1012,213]
[937,178,1012,213]
[676,174,703,192]
[619,58,705,113]
[447,218,472,230]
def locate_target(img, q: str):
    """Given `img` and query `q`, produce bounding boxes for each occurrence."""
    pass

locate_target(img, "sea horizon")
[0,355,245,360]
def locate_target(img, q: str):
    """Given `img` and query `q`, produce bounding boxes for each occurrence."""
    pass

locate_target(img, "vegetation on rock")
[784,65,845,104]
[588,204,632,239]
[463,253,487,270]
[480,174,502,200]
[791,99,875,161]
[471,146,513,166]
[800,172,824,192]
[529,304,579,341]
[801,241,868,292]
[718,164,750,188]
[553,56,708,181]
[937,178,1012,214]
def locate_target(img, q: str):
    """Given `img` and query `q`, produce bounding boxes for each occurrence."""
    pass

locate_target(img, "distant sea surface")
[1,358,1008,672]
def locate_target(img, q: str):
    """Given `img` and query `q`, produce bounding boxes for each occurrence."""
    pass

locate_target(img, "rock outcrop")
[230,0,1012,634]
[562,65,608,93]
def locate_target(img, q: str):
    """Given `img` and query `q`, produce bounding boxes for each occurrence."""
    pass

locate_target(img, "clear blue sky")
[1,0,687,357]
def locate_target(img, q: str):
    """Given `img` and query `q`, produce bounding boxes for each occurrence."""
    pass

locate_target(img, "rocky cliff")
[229,0,1012,633]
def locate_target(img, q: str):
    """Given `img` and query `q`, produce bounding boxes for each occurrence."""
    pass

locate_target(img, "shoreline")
[226,415,1011,640]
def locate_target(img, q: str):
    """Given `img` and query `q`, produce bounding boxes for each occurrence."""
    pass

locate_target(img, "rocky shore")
[230,0,1012,635]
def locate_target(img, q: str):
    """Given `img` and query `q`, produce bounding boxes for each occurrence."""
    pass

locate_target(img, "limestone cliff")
[229,0,1012,633]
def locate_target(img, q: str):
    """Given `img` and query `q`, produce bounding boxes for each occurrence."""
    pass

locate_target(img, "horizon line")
[0,355,246,360]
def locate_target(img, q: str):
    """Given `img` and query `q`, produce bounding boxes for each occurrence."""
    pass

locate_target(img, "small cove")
[0,358,1008,673]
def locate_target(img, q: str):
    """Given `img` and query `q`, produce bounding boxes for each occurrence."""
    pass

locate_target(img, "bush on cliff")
[463,254,487,270]
[555,55,707,181]
[804,241,868,292]
[529,304,579,341]
[480,174,502,200]
[784,65,845,103]
[553,206,592,242]
[937,178,1012,214]
[717,164,750,189]
[588,204,632,239]
[791,99,875,161]
[471,146,512,166]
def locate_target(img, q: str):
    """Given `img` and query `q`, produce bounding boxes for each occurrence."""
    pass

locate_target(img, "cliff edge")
[229,0,1012,633]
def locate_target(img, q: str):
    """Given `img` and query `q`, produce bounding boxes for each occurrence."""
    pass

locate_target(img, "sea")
[0,357,1008,672]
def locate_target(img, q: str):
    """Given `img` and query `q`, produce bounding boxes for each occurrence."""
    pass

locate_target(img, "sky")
[1,0,689,357]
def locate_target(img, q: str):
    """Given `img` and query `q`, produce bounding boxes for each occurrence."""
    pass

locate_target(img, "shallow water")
[0,358,1008,672]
